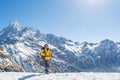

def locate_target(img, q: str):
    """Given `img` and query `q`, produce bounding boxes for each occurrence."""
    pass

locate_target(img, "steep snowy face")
[74,39,120,71]
[18,27,45,44]
[45,34,81,63]
[45,34,69,45]
[45,34,82,54]
[95,39,118,58]
[0,21,46,72]
[9,20,21,31]
[19,27,44,38]
[0,20,45,45]
[95,39,118,64]
[0,20,22,44]
[0,45,23,72]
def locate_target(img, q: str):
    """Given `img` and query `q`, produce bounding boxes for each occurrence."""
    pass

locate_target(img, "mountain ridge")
[0,20,120,72]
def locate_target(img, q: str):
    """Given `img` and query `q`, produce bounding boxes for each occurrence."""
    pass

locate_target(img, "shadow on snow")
[18,74,43,80]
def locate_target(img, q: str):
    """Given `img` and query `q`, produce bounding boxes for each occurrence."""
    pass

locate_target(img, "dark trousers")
[44,60,50,73]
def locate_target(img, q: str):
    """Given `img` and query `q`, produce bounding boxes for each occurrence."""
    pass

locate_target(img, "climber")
[40,44,52,74]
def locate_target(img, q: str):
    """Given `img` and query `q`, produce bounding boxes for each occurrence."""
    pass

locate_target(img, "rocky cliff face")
[0,46,23,72]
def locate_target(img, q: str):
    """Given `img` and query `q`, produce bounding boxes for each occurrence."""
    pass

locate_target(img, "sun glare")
[74,0,108,9]
[88,0,101,5]
[85,0,107,7]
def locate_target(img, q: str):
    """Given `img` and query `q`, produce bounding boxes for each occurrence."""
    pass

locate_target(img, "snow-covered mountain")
[0,20,120,72]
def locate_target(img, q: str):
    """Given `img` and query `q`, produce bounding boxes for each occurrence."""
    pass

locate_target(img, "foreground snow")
[0,72,120,80]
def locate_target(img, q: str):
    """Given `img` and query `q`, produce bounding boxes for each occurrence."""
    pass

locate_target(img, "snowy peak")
[99,39,117,48]
[8,20,21,31]
[100,39,115,44]
[19,27,45,40]
[0,20,22,43]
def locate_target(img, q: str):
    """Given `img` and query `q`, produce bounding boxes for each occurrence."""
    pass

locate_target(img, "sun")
[85,0,106,7]
[74,0,108,9]
[88,0,101,4]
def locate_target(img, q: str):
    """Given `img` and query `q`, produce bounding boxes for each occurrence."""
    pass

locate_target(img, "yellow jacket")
[40,47,52,60]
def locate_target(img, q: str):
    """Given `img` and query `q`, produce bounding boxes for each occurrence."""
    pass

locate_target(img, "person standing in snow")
[40,44,52,74]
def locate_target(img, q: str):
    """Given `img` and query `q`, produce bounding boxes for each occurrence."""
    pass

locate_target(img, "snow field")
[0,72,120,80]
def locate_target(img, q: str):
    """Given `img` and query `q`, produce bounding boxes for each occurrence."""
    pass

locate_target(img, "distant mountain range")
[0,20,120,72]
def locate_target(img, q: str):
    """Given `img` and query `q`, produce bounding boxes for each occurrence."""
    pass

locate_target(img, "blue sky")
[0,0,120,42]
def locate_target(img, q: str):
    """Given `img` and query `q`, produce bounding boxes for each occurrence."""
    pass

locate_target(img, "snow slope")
[0,72,120,80]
